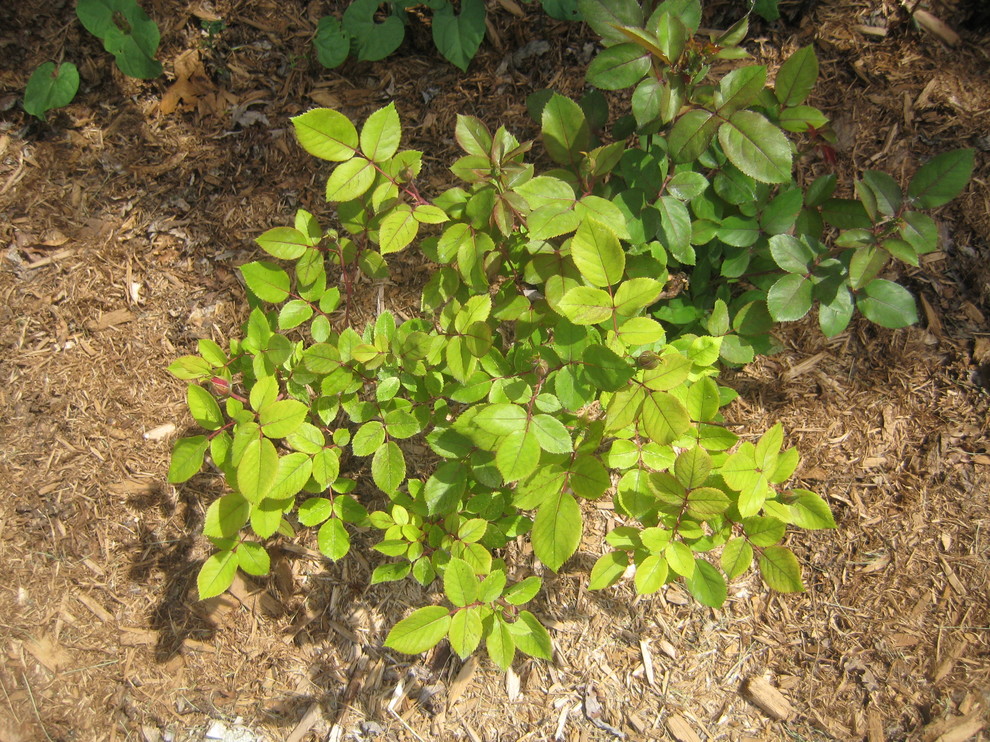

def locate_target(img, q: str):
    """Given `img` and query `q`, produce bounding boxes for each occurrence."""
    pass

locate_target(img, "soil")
[1,1,989,741]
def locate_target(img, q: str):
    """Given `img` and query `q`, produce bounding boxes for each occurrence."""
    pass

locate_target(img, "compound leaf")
[856,279,918,328]
[509,611,553,659]
[719,111,792,184]
[758,545,804,592]
[318,517,350,560]
[168,435,209,483]
[571,218,624,287]
[372,441,406,494]
[685,559,726,607]
[533,490,581,572]
[197,550,237,599]
[542,93,592,167]
[448,607,484,659]
[292,108,359,162]
[589,550,628,590]
[907,149,974,209]
[386,606,451,655]
[774,45,818,107]
[240,261,290,303]
[360,102,402,162]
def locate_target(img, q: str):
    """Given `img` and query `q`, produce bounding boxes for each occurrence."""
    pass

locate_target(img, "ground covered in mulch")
[1,1,989,740]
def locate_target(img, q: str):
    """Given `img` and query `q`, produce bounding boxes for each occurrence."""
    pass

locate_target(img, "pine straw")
[1,0,988,740]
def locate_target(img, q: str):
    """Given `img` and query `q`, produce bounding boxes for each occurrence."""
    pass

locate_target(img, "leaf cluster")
[313,0,580,72]
[167,0,972,670]
[24,0,162,120]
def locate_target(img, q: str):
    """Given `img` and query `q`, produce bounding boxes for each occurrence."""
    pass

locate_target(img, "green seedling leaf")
[856,279,918,328]
[759,545,804,592]
[197,550,237,599]
[433,0,486,72]
[23,62,80,119]
[292,108,359,162]
[168,435,209,483]
[76,0,162,79]
[378,206,418,254]
[542,0,581,20]
[343,0,404,61]
[753,0,780,20]
[774,45,818,107]
[719,111,792,184]
[907,149,974,208]
[313,15,350,69]
[385,606,451,655]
